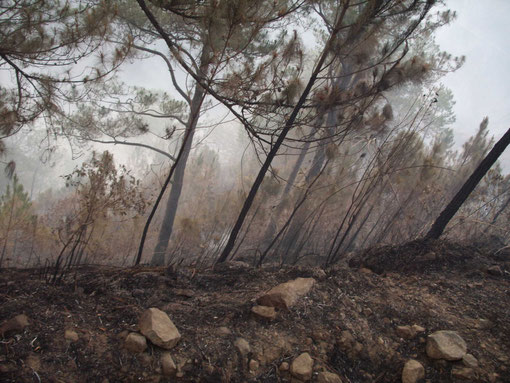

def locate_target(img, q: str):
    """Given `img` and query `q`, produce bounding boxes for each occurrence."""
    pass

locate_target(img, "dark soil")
[1,240,509,382]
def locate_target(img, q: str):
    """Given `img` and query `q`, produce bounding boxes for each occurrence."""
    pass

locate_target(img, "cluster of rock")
[124,307,181,377]
[402,329,477,383]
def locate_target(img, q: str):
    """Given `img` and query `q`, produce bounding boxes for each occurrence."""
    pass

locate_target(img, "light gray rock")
[257,278,315,309]
[138,308,181,349]
[290,352,314,381]
[402,359,425,383]
[426,330,467,361]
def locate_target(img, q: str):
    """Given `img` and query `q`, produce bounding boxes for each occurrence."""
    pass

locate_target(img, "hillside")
[1,240,509,382]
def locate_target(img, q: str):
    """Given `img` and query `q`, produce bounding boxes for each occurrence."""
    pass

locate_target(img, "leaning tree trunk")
[426,126,510,240]
[215,11,348,264]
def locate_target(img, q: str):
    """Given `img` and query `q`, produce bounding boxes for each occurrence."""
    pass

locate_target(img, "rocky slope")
[0,240,509,382]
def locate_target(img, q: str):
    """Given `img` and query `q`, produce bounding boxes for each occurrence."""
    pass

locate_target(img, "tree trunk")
[150,82,205,266]
[426,126,510,239]
[215,11,349,264]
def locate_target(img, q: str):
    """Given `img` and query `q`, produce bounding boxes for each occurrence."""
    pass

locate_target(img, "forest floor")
[1,239,510,383]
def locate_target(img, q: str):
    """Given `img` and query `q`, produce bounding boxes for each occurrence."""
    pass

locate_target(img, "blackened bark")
[426,126,510,239]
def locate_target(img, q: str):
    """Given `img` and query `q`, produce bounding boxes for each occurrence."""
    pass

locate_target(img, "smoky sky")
[435,0,510,170]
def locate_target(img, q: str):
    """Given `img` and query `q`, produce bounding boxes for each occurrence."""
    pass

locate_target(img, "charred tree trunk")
[216,10,349,264]
[426,126,510,240]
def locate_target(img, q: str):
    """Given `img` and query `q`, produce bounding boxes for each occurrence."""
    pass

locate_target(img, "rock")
[251,305,276,320]
[257,278,316,310]
[217,326,232,336]
[426,331,467,361]
[412,325,426,333]
[279,362,289,371]
[234,337,251,356]
[0,314,29,335]
[396,325,415,339]
[462,353,478,368]
[487,265,503,276]
[138,308,181,349]
[65,329,79,342]
[474,318,491,329]
[290,352,314,381]
[452,367,475,380]
[402,359,425,383]
[249,359,259,372]
[359,268,373,274]
[317,371,343,383]
[25,354,40,371]
[161,352,177,376]
[125,332,147,353]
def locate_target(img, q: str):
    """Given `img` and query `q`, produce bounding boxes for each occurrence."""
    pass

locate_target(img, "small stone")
[0,314,29,335]
[251,305,277,320]
[359,268,373,274]
[279,362,289,371]
[290,352,313,381]
[249,359,259,372]
[125,332,147,353]
[396,325,415,339]
[462,354,478,368]
[412,325,426,333]
[139,308,181,350]
[426,331,467,360]
[217,326,232,336]
[487,265,503,276]
[25,354,40,371]
[317,371,343,383]
[161,352,177,376]
[474,319,491,329]
[402,359,425,383]
[65,329,79,343]
[452,367,475,380]
[234,337,251,356]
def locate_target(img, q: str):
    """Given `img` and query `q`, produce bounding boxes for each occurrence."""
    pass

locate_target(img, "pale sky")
[435,0,510,169]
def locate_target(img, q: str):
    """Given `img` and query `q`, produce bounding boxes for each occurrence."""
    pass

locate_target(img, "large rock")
[290,352,314,381]
[426,330,467,361]
[124,332,147,353]
[257,278,316,309]
[317,371,343,383]
[402,359,425,383]
[138,308,181,349]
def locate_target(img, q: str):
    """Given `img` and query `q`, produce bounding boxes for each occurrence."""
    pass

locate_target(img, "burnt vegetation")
[1,1,510,382]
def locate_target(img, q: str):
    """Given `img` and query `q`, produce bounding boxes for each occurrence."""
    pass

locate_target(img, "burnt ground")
[1,239,510,383]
